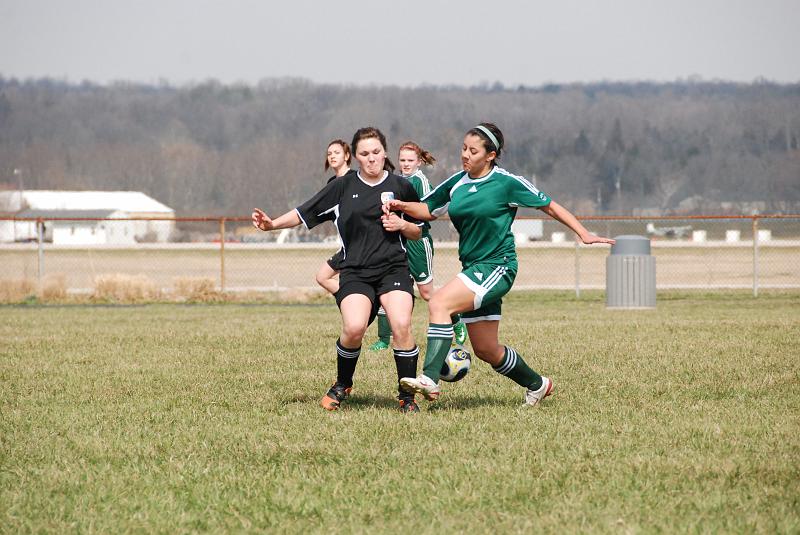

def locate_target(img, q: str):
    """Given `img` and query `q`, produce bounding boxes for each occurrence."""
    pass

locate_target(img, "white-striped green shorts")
[457,262,517,323]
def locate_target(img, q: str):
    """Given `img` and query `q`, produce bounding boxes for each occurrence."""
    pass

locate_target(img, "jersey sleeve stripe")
[419,172,432,196]
[430,202,450,218]
[294,208,309,229]
[496,167,542,195]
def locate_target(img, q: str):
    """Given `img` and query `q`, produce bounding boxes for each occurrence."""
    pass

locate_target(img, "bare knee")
[389,316,412,340]
[417,284,433,301]
[428,293,451,317]
[471,340,504,364]
[341,320,367,345]
[316,273,339,295]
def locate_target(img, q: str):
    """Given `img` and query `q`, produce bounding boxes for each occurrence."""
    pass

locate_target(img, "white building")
[511,219,544,244]
[0,190,175,244]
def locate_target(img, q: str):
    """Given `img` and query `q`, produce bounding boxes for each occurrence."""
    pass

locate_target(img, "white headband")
[474,125,501,152]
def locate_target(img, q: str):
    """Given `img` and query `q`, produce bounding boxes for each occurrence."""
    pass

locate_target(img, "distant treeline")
[0,76,798,216]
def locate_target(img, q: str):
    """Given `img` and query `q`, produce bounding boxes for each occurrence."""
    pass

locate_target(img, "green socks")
[421,323,454,383]
[492,346,543,390]
[377,310,391,344]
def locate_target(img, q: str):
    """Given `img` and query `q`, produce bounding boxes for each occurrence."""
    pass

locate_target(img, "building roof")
[16,209,119,220]
[0,190,174,214]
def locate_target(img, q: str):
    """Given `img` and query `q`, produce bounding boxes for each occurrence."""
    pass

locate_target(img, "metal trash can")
[606,235,656,309]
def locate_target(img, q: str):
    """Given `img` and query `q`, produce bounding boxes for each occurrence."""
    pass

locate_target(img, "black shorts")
[335,264,415,324]
[326,249,345,271]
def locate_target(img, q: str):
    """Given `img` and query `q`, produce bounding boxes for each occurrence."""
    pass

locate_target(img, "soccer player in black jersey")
[252,127,424,413]
[314,139,352,295]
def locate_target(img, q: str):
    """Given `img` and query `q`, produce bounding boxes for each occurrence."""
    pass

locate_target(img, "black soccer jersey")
[326,169,355,184]
[296,171,421,274]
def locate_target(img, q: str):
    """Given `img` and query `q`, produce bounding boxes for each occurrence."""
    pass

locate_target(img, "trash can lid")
[610,235,651,255]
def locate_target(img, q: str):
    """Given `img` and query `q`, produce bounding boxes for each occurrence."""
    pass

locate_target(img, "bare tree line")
[0,76,798,216]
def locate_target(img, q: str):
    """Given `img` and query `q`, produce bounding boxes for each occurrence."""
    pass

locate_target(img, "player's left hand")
[381,212,405,233]
[581,234,616,245]
[252,208,274,231]
[382,199,403,215]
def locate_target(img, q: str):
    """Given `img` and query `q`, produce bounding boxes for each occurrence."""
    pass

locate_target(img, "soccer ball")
[440,346,471,382]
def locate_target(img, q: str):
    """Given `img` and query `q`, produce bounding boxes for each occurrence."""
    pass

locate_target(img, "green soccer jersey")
[405,170,433,236]
[422,166,551,268]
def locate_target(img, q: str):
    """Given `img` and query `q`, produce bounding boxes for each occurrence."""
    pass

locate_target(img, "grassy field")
[1,291,799,533]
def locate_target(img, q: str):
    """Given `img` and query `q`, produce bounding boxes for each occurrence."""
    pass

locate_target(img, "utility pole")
[13,168,24,210]
[596,186,602,213]
[615,153,625,214]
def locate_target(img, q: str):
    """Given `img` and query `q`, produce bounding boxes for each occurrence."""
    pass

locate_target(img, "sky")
[1,0,798,88]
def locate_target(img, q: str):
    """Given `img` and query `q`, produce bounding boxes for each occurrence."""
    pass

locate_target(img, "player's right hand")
[252,208,274,231]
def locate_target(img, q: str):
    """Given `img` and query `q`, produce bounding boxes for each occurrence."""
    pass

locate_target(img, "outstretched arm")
[251,207,302,232]
[382,200,436,221]
[539,201,615,245]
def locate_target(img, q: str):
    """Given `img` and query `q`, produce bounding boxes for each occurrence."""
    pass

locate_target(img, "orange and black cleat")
[320,383,352,411]
[398,397,420,413]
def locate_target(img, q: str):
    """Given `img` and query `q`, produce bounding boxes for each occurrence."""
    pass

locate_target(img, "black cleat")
[398,397,420,413]
[320,383,352,411]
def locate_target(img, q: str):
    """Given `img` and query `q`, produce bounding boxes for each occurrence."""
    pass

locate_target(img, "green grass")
[1,292,799,533]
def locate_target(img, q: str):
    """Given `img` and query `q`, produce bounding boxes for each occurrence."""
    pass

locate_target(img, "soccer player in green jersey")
[384,122,615,407]
[369,141,468,351]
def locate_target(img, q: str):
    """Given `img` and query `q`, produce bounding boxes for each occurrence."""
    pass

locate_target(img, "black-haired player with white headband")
[253,127,425,413]
[383,122,615,407]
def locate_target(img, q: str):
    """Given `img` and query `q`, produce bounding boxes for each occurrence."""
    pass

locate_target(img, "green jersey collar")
[466,166,497,183]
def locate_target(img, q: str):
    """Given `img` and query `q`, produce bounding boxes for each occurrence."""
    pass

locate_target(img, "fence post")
[219,218,226,292]
[574,237,581,298]
[752,217,759,298]
[37,218,44,286]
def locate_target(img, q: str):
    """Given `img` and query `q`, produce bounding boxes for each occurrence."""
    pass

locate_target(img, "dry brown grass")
[0,278,36,303]
[0,274,334,305]
[92,274,162,303]
[172,277,221,302]
[39,274,67,301]
[3,243,798,296]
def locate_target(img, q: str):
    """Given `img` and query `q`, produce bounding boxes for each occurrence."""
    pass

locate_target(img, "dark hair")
[467,122,504,160]
[324,139,351,171]
[351,127,395,173]
[398,141,436,166]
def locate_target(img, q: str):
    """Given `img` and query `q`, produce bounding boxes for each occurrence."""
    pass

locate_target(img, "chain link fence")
[1,215,798,300]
